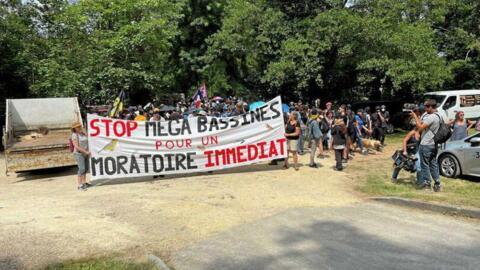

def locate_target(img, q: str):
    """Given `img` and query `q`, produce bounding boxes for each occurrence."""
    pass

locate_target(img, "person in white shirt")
[411,99,441,192]
[71,122,91,191]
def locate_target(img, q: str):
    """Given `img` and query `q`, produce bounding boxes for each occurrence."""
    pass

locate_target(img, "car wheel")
[439,154,460,178]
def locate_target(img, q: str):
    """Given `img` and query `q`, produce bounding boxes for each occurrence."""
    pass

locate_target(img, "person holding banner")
[71,122,91,191]
[284,113,301,170]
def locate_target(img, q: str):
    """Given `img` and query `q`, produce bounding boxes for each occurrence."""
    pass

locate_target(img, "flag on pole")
[192,81,208,108]
[108,90,126,118]
[199,80,207,99]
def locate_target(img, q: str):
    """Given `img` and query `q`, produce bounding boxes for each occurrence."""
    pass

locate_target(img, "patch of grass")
[44,258,155,270]
[355,130,480,209]
[360,173,480,208]
[384,129,408,146]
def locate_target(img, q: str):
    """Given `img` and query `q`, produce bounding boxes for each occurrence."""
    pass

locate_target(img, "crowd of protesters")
[280,99,391,172]
[82,93,480,194]
[87,96,394,174]
[120,99,392,171]
[108,97,252,121]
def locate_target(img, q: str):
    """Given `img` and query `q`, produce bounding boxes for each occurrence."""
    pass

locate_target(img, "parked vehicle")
[2,98,83,173]
[422,89,480,122]
[438,133,480,178]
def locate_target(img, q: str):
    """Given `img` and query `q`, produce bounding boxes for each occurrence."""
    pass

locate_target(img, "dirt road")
[172,203,480,270]
[0,151,361,269]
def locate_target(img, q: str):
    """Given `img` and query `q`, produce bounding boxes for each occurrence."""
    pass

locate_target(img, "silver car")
[438,133,480,178]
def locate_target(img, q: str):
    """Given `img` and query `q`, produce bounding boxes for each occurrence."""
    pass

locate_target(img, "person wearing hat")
[410,99,441,192]
[71,122,91,191]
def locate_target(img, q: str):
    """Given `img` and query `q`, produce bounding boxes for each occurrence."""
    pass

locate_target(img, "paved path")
[172,203,480,270]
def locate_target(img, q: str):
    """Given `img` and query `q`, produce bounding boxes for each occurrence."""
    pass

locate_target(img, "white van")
[422,89,480,121]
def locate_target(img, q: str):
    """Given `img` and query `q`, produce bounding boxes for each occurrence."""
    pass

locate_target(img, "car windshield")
[422,94,446,106]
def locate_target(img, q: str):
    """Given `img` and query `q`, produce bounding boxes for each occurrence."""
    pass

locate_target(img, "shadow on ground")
[183,219,479,270]
[14,166,76,182]
[0,257,23,270]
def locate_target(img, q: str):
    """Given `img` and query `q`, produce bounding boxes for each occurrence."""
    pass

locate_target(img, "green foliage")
[1,0,480,104]
[203,0,289,97]
[353,132,480,209]
[207,0,451,100]
[0,1,41,101]
[44,258,155,270]
[27,0,183,105]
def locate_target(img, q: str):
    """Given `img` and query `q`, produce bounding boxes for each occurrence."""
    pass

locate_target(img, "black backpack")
[432,113,452,144]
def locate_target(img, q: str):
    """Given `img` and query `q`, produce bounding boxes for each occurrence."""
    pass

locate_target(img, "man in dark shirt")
[371,106,388,144]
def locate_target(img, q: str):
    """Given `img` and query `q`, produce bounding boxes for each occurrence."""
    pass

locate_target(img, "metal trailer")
[2,97,83,173]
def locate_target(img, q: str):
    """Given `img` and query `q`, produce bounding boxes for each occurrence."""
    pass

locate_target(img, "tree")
[29,0,183,105]
[0,0,477,105]
[435,0,480,89]
[203,0,289,98]
[0,0,42,101]
[205,0,450,101]
[174,0,228,96]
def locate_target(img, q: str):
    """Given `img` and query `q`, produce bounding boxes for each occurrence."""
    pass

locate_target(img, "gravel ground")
[0,151,360,270]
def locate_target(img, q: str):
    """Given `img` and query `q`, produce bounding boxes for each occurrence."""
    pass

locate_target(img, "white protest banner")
[87,96,287,180]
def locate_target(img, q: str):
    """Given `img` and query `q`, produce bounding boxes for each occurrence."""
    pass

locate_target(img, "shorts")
[287,139,298,151]
[74,153,89,175]
[333,144,345,150]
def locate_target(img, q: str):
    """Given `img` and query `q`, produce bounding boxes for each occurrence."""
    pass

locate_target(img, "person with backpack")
[307,109,323,168]
[71,122,91,191]
[410,99,445,192]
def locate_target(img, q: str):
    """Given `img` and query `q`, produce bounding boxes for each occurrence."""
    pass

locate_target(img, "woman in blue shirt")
[354,110,368,155]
